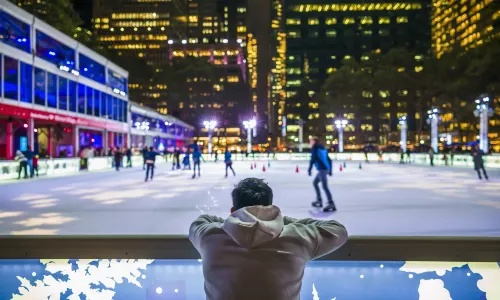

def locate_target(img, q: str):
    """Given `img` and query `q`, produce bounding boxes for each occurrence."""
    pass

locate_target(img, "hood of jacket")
[221,205,284,248]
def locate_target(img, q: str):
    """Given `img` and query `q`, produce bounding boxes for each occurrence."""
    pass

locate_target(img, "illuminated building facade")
[167,43,249,127]
[284,0,431,146]
[92,0,248,116]
[246,0,286,145]
[432,0,498,58]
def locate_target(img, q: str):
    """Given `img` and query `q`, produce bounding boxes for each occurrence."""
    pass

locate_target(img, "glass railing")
[1,236,498,299]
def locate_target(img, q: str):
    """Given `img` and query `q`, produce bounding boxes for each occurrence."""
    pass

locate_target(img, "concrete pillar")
[103,130,108,151]
[27,118,35,150]
[74,126,79,157]
[6,122,13,160]
[47,127,53,158]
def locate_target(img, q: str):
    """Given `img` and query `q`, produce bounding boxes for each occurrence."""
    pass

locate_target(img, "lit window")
[325,18,337,25]
[308,18,320,25]
[414,66,423,72]
[361,55,369,60]
[397,16,408,23]
[288,31,301,38]
[379,17,390,24]
[237,7,246,13]
[360,16,373,24]
[326,30,337,37]
[363,30,372,36]
[286,80,302,87]
[286,68,302,75]
[343,17,355,25]
[286,18,301,25]
[327,67,337,73]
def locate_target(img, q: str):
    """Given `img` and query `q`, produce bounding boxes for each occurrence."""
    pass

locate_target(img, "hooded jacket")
[189,205,347,300]
[15,150,27,162]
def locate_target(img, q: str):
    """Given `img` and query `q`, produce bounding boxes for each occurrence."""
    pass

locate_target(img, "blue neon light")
[49,51,56,56]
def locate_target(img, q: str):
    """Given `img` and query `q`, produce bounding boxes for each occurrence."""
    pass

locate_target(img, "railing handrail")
[1,236,499,261]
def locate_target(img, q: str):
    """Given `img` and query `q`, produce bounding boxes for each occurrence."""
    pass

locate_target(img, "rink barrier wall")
[1,153,499,181]
[0,236,499,261]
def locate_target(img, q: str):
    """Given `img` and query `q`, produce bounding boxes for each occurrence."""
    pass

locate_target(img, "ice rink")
[0,160,499,236]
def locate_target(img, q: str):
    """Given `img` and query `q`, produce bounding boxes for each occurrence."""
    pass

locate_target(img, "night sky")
[72,0,92,28]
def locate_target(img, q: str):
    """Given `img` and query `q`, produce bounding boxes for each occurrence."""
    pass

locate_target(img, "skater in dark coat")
[114,148,123,171]
[471,145,488,180]
[308,137,336,212]
[145,147,158,182]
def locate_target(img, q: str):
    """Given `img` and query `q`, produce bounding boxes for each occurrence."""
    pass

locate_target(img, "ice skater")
[224,148,236,177]
[183,152,191,170]
[308,137,336,212]
[114,147,123,171]
[428,148,435,166]
[15,150,28,179]
[192,148,204,178]
[145,146,158,182]
[471,144,488,180]
[377,148,384,163]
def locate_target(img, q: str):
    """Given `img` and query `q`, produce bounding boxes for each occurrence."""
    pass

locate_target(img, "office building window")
[397,16,408,23]
[3,56,18,100]
[122,100,128,123]
[379,29,390,36]
[343,18,355,25]
[93,89,101,117]
[34,68,46,106]
[363,30,373,36]
[79,54,105,84]
[36,30,75,68]
[288,30,301,38]
[379,17,390,24]
[325,18,337,25]
[0,11,31,53]
[101,91,107,118]
[78,83,86,114]
[69,80,77,112]
[20,62,33,103]
[286,18,301,25]
[107,94,113,119]
[58,76,68,110]
[308,18,319,25]
[326,30,337,37]
[112,97,119,120]
[47,73,57,108]
[86,86,94,116]
[309,30,319,37]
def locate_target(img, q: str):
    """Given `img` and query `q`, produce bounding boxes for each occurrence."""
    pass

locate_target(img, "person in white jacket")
[189,178,348,300]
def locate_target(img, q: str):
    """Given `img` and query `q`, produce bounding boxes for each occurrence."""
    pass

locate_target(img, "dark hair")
[149,146,154,151]
[231,178,273,210]
[310,136,319,143]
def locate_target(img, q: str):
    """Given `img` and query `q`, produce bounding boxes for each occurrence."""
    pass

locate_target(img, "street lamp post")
[427,108,440,153]
[298,119,304,152]
[203,120,217,155]
[334,119,348,153]
[399,116,408,153]
[474,96,494,153]
[243,119,257,154]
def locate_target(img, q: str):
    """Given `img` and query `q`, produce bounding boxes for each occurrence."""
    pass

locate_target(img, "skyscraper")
[92,0,250,141]
[283,0,431,145]
[432,0,498,58]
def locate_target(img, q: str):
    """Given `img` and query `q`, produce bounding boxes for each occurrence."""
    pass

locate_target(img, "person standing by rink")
[126,148,132,168]
[472,144,489,180]
[144,146,159,182]
[114,147,123,171]
[192,148,204,178]
[428,147,435,167]
[308,137,336,212]
[224,148,236,177]
[15,150,28,179]
[399,148,405,164]
[377,148,384,163]
[141,146,148,170]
